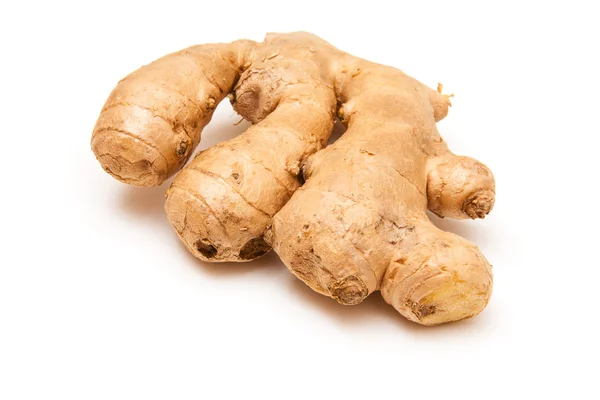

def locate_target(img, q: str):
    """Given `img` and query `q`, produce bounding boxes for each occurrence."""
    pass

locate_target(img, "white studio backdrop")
[0,1,598,399]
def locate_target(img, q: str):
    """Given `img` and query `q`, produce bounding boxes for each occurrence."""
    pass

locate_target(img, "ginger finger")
[269,34,496,324]
[92,41,255,186]
[165,90,335,261]
[381,220,492,325]
[427,153,495,219]
[165,34,338,261]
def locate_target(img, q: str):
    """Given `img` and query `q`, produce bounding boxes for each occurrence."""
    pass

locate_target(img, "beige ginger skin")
[92,32,495,325]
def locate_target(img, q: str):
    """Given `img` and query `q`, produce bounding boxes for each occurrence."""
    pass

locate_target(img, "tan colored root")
[92,32,496,325]
[164,34,339,261]
[266,33,495,325]
[92,41,255,186]
[380,221,492,325]
[165,93,334,261]
[427,155,495,219]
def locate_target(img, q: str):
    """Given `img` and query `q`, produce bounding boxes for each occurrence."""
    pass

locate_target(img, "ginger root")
[92,32,495,325]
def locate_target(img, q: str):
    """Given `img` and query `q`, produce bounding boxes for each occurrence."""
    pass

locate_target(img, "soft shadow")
[428,211,491,245]
[287,275,491,334]
[120,181,171,218]
[287,277,407,325]
[327,118,347,145]
[182,246,283,278]
[196,106,251,151]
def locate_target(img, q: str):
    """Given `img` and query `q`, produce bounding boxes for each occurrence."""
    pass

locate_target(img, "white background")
[1,1,599,399]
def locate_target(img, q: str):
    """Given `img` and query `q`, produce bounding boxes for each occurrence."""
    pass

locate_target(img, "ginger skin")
[92,32,495,325]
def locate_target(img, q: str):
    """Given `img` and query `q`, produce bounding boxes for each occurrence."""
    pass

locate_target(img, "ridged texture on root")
[427,155,496,219]
[165,34,338,261]
[269,33,495,325]
[91,42,253,186]
[380,222,493,325]
[92,32,496,325]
